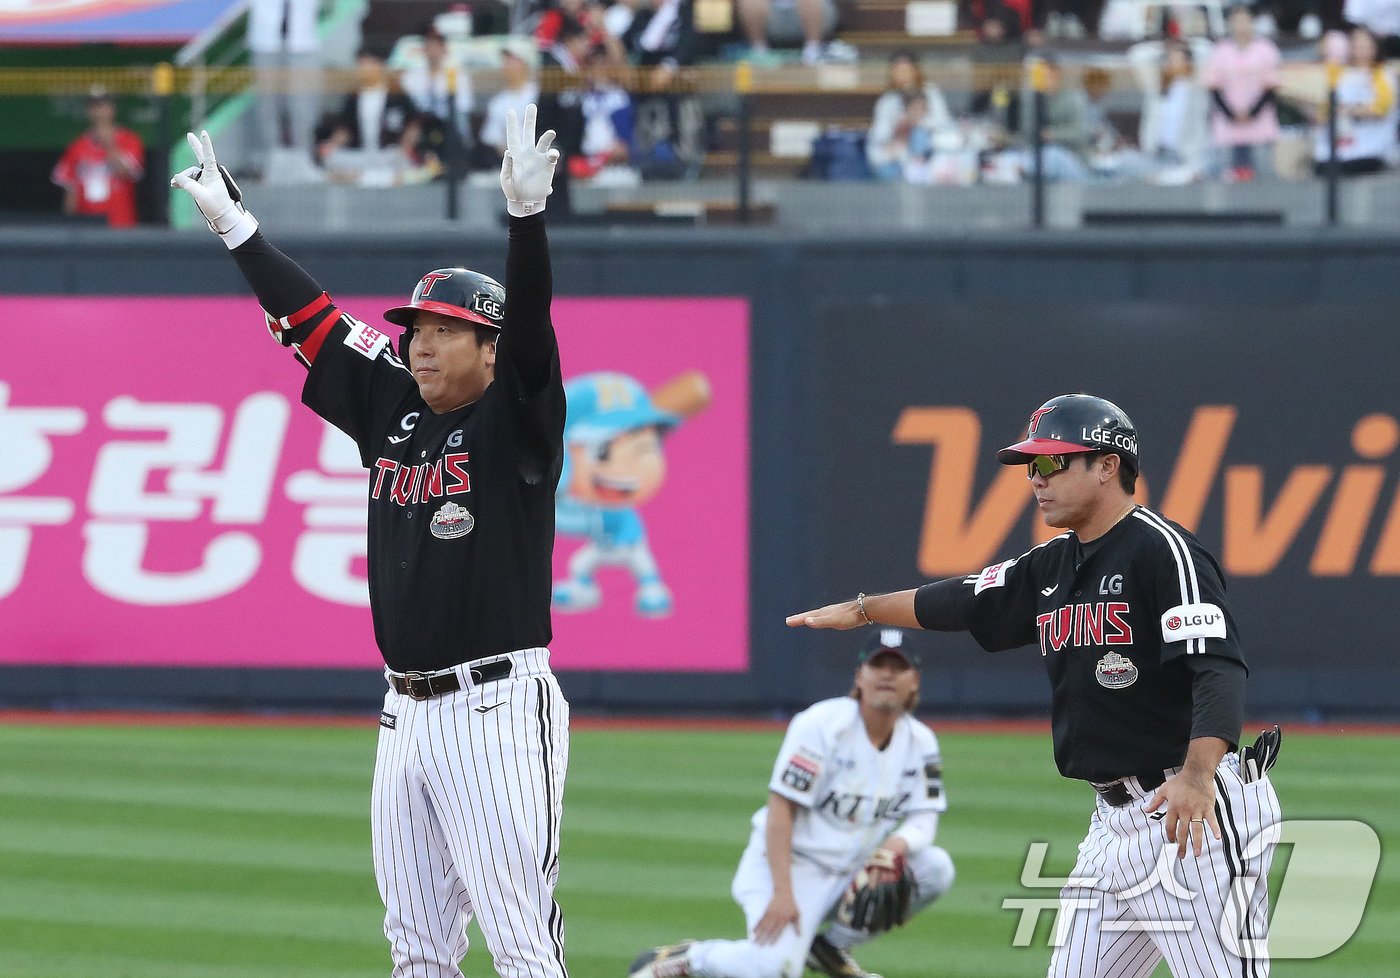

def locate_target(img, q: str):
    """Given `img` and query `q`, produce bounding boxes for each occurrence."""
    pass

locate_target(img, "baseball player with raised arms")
[171,107,570,978]
[789,393,1283,978]
[630,629,955,978]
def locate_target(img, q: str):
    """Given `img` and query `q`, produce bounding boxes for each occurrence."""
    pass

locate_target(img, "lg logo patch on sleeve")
[1160,603,1227,642]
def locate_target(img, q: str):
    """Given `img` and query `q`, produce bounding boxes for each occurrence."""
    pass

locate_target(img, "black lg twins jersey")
[301,312,565,673]
[960,507,1246,782]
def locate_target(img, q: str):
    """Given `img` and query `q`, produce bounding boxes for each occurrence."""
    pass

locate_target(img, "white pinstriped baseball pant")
[1049,753,1281,978]
[372,648,570,978]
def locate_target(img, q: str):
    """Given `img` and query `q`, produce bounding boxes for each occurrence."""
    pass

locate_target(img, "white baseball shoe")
[628,941,695,978]
[806,934,884,978]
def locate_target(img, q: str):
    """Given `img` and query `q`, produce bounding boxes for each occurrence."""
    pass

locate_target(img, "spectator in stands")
[401,27,475,150]
[52,87,145,227]
[1077,64,1150,177]
[965,0,1030,40]
[619,0,711,179]
[333,48,418,151]
[1081,66,1118,144]
[1343,0,1400,59]
[967,0,1038,126]
[314,109,445,186]
[1203,4,1281,181]
[1313,26,1398,173]
[573,46,638,180]
[736,0,854,65]
[313,113,356,179]
[867,52,958,180]
[1133,40,1211,181]
[537,0,627,61]
[248,0,322,172]
[479,49,541,166]
[892,92,941,181]
[1017,54,1095,180]
[537,15,591,216]
[1320,26,1351,66]
[625,0,701,81]
[392,111,447,183]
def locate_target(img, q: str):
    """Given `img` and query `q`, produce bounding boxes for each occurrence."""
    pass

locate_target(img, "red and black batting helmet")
[996,393,1139,471]
[384,267,506,332]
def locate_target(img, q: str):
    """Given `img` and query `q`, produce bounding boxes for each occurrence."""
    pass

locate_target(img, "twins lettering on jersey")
[817,789,913,823]
[372,454,471,505]
[1036,602,1133,655]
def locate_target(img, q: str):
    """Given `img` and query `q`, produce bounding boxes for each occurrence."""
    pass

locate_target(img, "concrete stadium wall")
[3,227,1399,718]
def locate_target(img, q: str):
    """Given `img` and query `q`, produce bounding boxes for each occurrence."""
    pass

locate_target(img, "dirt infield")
[0,709,1396,736]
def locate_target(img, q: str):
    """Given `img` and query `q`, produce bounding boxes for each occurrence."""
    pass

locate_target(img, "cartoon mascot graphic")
[553,370,710,617]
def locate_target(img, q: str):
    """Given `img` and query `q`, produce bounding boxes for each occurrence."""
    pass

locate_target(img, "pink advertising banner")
[0,295,749,672]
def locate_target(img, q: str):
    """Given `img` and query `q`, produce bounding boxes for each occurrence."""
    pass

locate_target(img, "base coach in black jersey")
[788,393,1283,978]
[173,107,572,978]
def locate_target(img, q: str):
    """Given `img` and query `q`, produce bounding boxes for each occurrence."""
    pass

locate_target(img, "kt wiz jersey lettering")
[764,697,946,875]
[959,507,1245,782]
[302,312,565,673]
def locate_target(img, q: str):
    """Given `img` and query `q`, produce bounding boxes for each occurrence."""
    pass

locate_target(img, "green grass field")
[0,722,1393,978]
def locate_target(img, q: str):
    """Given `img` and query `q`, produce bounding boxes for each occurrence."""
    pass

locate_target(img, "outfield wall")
[3,227,1399,717]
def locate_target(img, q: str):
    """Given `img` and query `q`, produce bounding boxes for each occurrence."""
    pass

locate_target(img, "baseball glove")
[837,847,915,934]
[1239,724,1282,783]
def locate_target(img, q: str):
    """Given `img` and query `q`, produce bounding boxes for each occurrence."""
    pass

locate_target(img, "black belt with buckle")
[390,658,513,700]
[1093,769,1168,807]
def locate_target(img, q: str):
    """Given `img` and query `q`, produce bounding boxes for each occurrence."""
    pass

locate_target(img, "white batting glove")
[499,104,559,217]
[169,130,258,248]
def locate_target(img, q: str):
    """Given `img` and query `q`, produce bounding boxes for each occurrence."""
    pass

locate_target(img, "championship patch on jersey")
[430,501,475,540]
[973,557,1018,594]
[923,760,943,799]
[1094,651,1138,689]
[1160,603,1227,643]
[780,753,820,793]
[342,315,391,360]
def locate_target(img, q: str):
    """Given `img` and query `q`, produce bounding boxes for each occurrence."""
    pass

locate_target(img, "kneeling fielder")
[630,630,955,978]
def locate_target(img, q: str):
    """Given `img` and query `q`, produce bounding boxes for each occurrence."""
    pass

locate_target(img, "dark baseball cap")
[858,628,921,668]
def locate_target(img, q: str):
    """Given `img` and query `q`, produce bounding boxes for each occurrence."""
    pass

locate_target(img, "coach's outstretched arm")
[787,587,924,630]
